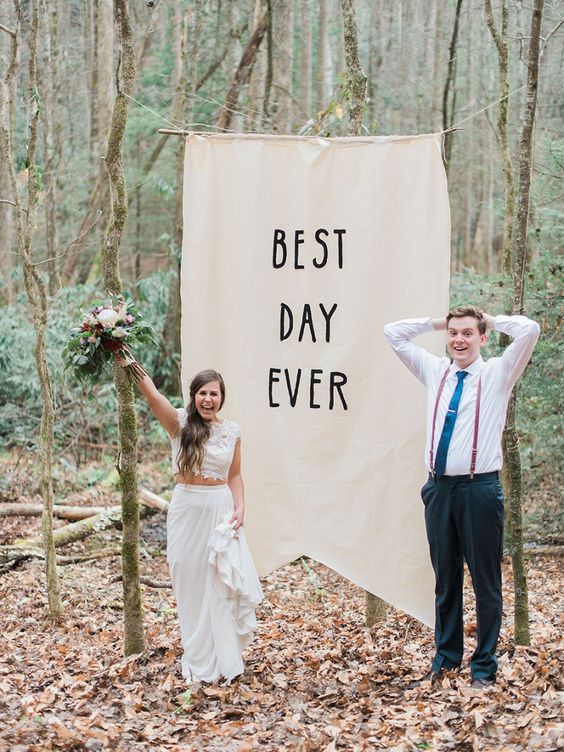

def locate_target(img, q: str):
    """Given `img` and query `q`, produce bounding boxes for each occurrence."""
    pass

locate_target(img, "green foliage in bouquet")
[63,296,158,384]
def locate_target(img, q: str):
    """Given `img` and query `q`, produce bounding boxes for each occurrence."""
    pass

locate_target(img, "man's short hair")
[447,305,486,335]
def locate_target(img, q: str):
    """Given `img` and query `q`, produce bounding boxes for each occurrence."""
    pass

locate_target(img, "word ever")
[268,368,348,410]
[279,303,338,343]
[272,229,346,269]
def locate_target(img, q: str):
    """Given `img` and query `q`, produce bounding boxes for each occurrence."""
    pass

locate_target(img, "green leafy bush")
[0,271,178,460]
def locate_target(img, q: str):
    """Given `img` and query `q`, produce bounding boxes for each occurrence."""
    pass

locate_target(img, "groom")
[384,305,539,689]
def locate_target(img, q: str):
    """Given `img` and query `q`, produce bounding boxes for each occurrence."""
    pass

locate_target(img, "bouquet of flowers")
[63,296,157,384]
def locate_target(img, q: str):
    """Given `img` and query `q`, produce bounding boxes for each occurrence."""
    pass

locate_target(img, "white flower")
[97,308,119,328]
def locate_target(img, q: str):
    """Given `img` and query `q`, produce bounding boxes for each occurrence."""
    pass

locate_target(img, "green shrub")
[0,271,178,460]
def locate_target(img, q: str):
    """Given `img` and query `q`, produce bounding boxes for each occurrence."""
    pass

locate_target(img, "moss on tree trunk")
[101,0,144,656]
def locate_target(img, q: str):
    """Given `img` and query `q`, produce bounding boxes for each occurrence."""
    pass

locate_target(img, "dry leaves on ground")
[0,454,562,751]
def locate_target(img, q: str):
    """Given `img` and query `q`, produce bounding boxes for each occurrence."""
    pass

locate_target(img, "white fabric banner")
[181,133,450,626]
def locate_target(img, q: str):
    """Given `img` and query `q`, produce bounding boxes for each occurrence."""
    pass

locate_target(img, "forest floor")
[0,449,562,752]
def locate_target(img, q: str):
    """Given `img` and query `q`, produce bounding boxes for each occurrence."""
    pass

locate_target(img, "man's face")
[446,316,487,368]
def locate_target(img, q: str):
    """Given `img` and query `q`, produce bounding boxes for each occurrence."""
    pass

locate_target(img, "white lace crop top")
[171,408,241,480]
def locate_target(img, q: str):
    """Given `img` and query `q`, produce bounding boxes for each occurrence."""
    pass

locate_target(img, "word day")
[279,303,338,343]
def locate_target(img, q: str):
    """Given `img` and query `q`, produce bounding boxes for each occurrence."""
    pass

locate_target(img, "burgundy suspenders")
[430,367,482,478]
[429,368,450,473]
[470,376,482,479]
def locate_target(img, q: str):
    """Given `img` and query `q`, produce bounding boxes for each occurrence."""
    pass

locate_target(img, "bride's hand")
[230,505,244,531]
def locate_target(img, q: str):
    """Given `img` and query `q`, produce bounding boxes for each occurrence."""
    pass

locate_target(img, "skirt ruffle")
[208,515,264,637]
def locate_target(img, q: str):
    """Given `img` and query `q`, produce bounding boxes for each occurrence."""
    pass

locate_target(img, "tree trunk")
[366,0,382,132]
[505,0,545,647]
[431,0,444,131]
[0,5,63,619]
[248,0,268,131]
[217,10,268,132]
[484,0,514,277]
[297,0,312,125]
[316,0,333,114]
[341,0,367,135]
[442,0,463,173]
[161,147,183,396]
[462,0,474,270]
[39,0,63,296]
[226,0,244,132]
[73,0,114,285]
[0,15,16,305]
[339,0,386,627]
[270,0,293,132]
[102,0,144,657]
[484,71,496,272]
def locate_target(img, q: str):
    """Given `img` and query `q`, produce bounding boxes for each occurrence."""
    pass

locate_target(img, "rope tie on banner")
[122,93,233,135]
[441,83,527,134]
[122,93,183,132]
[123,85,528,139]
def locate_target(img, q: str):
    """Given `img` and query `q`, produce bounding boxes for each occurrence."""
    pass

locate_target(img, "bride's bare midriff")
[175,473,226,486]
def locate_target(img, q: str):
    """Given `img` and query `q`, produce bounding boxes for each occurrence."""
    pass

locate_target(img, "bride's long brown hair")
[176,369,225,476]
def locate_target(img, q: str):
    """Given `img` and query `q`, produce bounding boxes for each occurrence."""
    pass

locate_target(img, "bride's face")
[195,380,222,421]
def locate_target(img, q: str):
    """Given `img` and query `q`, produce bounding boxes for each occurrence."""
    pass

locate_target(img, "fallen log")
[0,503,113,520]
[140,488,169,512]
[524,545,564,558]
[0,505,152,572]
[0,489,169,520]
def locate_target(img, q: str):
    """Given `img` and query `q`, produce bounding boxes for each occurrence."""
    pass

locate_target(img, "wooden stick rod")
[157,129,442,143]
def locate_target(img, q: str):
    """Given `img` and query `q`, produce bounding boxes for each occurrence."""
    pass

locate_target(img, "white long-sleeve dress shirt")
[384,315,540,475]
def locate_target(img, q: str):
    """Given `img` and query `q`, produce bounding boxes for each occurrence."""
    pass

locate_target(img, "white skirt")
[167,483,263,683]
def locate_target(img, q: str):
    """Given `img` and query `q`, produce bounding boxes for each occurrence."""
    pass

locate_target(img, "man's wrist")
[431,317,446,331]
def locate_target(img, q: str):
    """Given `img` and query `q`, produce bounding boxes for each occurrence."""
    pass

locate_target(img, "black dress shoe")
[407,669,444,689]
[470,678,495,689]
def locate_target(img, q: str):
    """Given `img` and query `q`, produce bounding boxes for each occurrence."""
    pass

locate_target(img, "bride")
[117,357,263,684]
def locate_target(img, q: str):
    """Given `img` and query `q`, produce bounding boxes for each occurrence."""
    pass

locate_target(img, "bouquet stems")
[119,348,149,385]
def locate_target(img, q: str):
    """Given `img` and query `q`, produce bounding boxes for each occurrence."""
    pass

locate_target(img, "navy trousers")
[421,471,504,681]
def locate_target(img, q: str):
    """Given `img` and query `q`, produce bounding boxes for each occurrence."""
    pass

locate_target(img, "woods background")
[0,0,561,502]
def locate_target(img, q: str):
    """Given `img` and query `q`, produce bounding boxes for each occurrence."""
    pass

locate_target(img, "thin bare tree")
[217,5,268,131]
[0,4,63,619]
[340,0,386,627]
[484,0,514,275]
[442,0,463,172]
[503,0,545,647]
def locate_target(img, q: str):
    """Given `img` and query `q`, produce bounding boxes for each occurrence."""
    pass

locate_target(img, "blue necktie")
[434,370,468,477]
